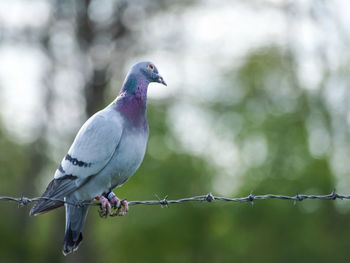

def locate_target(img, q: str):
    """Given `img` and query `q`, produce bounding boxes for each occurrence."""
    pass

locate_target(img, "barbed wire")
[0,190,349,211]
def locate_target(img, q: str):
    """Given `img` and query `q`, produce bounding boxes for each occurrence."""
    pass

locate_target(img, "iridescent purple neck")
[114,73,150,127]
[120,72,149,101]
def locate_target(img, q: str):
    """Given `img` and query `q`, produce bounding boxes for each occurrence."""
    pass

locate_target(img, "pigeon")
[29,61,166,255]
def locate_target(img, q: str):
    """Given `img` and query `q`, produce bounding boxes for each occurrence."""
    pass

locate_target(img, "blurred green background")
[1,0,350,262]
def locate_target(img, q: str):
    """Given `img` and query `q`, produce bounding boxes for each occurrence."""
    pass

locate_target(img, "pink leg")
[95,195,111,217]
[110,196,129,216]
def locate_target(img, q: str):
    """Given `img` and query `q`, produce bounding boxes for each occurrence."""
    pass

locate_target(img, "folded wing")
[55,109,123,181]
[30,108,123,216]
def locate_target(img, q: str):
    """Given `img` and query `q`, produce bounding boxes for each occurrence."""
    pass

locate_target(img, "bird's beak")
[157,75,167,86]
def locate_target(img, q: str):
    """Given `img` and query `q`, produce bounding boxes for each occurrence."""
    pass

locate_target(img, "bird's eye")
[148,64,154,70]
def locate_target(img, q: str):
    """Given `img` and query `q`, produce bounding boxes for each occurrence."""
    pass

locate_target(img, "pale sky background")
[1,0,350,198]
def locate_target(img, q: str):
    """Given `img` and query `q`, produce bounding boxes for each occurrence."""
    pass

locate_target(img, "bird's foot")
[96,195,111,218]
[95,193,128,218]
[109,196,128,217]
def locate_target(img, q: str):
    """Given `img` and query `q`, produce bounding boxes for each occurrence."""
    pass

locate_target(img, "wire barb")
[331,189,338,200]
[1,190,350,212]
[248,192,255,207]
[155,194,169,208]
[17,196,30,207]
[205,193,214,202]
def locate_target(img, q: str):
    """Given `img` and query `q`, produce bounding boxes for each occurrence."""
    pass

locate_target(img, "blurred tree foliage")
[1,1,350,263]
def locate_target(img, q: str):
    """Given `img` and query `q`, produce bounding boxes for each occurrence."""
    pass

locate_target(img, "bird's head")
[130,61,167,86]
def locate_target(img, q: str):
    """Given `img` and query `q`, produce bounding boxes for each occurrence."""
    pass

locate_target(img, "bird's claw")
[110,197,128,217]
[98,195,111,218]
[96,195,128,218]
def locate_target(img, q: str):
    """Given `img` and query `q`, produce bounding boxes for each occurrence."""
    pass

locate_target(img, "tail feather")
[30,176,78,216]
[63,228,83,256]
[62,200,89,256]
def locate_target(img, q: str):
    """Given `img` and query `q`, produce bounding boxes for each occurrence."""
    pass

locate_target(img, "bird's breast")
[106,126,149,188]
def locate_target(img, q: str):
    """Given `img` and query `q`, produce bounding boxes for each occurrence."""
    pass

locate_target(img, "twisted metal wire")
[0,190,349,209]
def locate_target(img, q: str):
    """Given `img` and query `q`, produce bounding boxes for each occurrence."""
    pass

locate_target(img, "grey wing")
[54,109,123,183]
[29,109,123,216]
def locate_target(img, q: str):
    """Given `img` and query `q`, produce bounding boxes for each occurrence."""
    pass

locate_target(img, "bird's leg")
[106,191,128,217]
[95,195,111,218]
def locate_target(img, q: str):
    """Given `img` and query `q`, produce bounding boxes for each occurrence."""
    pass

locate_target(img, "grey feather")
[29,176,78,216]
[30,107,123,216]
[62,198,89,256]
[54,107,123,182]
